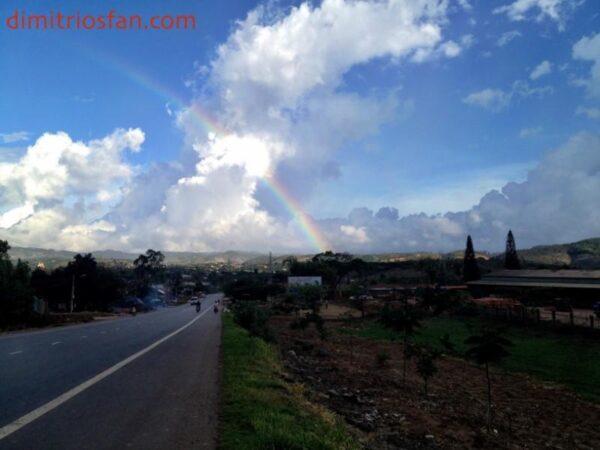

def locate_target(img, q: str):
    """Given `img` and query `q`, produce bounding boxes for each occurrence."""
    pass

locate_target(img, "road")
[0,293,222,450]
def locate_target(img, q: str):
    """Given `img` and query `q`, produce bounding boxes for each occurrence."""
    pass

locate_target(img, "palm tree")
[465,328,512,431]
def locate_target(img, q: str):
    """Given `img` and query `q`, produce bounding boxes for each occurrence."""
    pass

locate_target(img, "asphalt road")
[0,294,222,450]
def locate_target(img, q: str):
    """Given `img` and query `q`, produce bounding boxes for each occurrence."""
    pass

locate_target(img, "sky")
[0,0,599,254]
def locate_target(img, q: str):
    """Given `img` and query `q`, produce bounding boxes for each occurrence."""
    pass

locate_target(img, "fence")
[461,304,599,331]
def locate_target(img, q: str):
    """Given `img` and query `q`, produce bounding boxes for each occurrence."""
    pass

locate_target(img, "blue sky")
[1,0,599,253]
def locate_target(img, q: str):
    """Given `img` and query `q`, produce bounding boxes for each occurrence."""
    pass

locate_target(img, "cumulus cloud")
[497,30,522,47]
[97,0,463,252]
[463,80,553,112]
[493,0,581,30]
[530,60,552,80]
[319,132,600,252]
[0,128,143,249]
[572,32,600,98]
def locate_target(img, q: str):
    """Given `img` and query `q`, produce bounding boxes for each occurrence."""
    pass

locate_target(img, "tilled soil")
[270,316,600,449]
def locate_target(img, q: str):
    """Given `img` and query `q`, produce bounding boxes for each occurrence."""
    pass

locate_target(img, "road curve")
[0,293,222,450]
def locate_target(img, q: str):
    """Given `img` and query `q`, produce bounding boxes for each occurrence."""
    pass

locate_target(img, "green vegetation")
[220,313,357,450]
[343,316,600,401]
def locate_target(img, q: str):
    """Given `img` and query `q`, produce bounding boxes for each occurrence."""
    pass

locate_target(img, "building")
[287,276,322,287]
[468,270,600,305]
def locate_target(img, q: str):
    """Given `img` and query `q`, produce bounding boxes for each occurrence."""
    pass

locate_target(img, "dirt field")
[270,316,600,449]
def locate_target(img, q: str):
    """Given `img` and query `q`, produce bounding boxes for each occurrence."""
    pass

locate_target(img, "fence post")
[569,311,574,326]
[590,315,595,329]
[552,310,556,325]
[536,309,541,323]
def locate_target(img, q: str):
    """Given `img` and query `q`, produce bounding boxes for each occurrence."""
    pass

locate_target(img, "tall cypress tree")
[463,235,481,282]
[504,230,521,269]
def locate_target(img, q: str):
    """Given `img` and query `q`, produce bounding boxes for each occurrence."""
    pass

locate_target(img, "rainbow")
[76,46,330,252]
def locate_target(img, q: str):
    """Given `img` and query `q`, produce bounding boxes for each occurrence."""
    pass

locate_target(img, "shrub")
[231,300,273,342]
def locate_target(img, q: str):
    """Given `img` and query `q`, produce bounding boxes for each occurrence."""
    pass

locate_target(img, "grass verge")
[343,316,600,402]
[220,313,358,450]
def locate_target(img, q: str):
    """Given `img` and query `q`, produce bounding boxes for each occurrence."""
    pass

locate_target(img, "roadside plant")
[415,346,439,395]
[439,333,456,355]
[464,327,512,431]
[380,304,421,383]
[231,300,273,342]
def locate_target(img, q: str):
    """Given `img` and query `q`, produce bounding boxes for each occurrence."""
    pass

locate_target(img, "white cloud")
[457,0,472,11]
[0,128,143,249]
[340,225,370,243]
[463,88,511,111]
[497,30,522,47]
[0,131,29,144]
[519,126,543,138]
[572,33,600,97]
[530,60,552,79]
[493,0,581,30]
[463,80,553,112]
[576,106,600,119]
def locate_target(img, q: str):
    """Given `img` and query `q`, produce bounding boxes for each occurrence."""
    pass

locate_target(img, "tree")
[133,249,165,297]
[415,346,439,395]
[504,230,521,270]
[0,240,34,326]
[380,305,421,383]
[465,328,512,431]
[463,235,481,282]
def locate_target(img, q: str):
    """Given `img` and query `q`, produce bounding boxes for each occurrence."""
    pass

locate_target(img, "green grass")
[220,313,358,450]
[343,316,600,402]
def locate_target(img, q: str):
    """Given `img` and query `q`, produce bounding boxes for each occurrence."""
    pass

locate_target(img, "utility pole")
[268,251,273,274]
[70,274,75,313]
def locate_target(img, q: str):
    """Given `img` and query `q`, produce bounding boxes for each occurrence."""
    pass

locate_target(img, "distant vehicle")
[189,296,201,306]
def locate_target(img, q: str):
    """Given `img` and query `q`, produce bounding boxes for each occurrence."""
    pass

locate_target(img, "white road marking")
[0,308,210,441]
[51,342,61,346]
[9,351,23,355]
[81,336,87,339]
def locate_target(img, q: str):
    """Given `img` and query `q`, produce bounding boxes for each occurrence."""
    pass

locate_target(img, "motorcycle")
[213,304,219,313]
[196,302,201,313]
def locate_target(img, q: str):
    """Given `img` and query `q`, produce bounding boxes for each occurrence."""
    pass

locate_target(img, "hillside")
[7,237,600,270]
[518,238,600,268]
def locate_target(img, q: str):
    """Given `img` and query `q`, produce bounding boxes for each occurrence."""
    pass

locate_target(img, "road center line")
[9,351,23,355]
[0,308,210,441]
[51,342,61,346]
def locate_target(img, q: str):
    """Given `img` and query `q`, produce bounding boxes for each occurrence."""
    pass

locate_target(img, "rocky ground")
[270,316,600,449]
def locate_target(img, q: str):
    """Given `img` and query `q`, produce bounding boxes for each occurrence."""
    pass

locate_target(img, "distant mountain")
[7,247,263,270]
[517,238,600,268]
[7,237,600,270]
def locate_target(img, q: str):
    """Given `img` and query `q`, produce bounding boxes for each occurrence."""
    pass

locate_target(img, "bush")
[231,300,273,342]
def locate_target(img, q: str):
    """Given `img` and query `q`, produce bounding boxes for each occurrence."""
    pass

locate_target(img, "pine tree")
[504,230,521,269]
[463,235,481,281]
